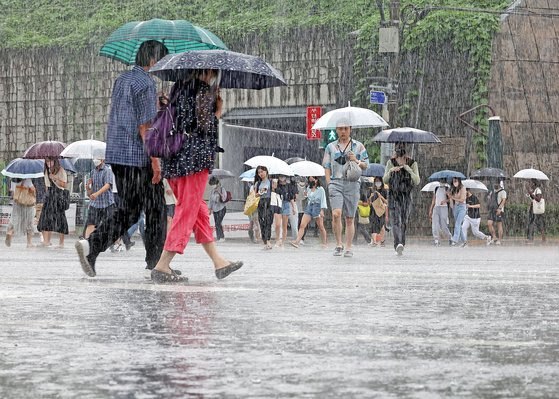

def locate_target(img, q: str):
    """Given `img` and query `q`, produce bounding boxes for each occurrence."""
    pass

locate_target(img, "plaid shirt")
[89,164,115,209]
[105,66,157,167]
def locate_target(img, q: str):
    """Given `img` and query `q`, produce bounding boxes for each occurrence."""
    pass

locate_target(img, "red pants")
[165,170,214,254]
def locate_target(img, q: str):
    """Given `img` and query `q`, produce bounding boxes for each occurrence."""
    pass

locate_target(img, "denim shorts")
[281,201,292,216]
[304,202,321,218]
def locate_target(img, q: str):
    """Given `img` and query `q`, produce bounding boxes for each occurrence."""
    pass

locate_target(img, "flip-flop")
[215,261,244,280]
[151,269,188,283]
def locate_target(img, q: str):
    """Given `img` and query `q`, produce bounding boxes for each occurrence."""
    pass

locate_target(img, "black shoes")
[215,261,244,280]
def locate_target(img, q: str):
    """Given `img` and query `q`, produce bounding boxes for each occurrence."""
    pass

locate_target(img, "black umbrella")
[470,167,508,179]
[373,127,441,143]
[149,50,287,90]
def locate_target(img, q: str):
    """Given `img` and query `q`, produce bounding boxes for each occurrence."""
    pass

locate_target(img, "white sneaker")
[486,236,492,245]
[75,239,95,277]
[299,240,305,246]
[395,244,404,256]
[495,240,501,246]
[217,238,226,243]
[144,269,152,280]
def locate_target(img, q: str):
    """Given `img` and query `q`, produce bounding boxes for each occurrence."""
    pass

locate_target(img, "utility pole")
[377,0,401,165]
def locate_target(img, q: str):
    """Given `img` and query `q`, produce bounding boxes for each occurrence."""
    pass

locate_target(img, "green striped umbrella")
[99,18,228,65]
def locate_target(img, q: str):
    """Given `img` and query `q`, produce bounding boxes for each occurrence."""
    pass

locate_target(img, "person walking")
[526,179,546,243]
[83,157,115,239]
[5,178,36,248]
[151,69,243,282]
[253,166,274,250]
[295,177,308,244]
[38,157,69,248]
[445,177,467,246]
[369,177,388,247]
[487,181,507,245]
[383,142,420,256]
[356,194,372,244]
[428,179,452,246]
[75,40,169,277]
[274,175,297,247]
[323,122,369,257]
[462,189,491,245]
[290,176,328,248]
[32,176,46,228]
[208,176,227,242]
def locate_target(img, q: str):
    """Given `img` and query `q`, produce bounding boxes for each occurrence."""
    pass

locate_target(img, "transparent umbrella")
[513,168,549,181]
[311,102,388,130]
[244,156,293,176]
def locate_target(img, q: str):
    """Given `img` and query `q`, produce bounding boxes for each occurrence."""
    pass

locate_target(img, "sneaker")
[299,240,305,246]
[494,240,501,246]
[380,241,385,247]
[486,236,492,246]
[125,241,136,251]
[433,240,440,247]
[461,242,468,248]
[343,249,354,257]
[144,269,152,280]
[449,241,457,247]
[395,244,404,256]
[333,246,344,256]
[75,239,96,277]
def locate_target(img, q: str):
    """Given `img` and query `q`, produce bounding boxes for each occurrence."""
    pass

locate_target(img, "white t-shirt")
[497,190,507,211]
[434,184,448,207]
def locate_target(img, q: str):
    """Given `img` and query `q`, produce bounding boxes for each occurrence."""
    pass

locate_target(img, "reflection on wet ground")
[0,242,558,397]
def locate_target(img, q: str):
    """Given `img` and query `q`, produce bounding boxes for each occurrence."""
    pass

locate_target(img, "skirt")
[8,203,35,236]
[37,188,68,234]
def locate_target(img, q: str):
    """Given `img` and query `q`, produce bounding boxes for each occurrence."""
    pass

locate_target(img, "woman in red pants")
[152,70,243,283]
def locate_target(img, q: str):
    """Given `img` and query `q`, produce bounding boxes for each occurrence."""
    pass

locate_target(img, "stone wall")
[489,0,559,204]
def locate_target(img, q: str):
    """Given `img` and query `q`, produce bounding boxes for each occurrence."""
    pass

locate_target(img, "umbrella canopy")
[99,19,228,65]
[362,163,386,178]
[1,158,44,179]
[373,127,441,143]
[59,159,78,174]
[284,157,305,165]
[421,181,444,192]
[311,104,388,130]
[462,179,488,192]
[244,156,293,176]
[289,161,325,177]
[23,140,66,159]
[239,169,256,180]
[428,170,466,182]
[470,167,507,180]
[150,50,286,90]
[513,168,549,181]
[210,168,235,179]
[71,158,95,174]
[60,140,106,159]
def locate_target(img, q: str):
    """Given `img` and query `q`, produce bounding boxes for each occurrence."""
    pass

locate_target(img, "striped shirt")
[105,66,157,168]
[323,139,369,180]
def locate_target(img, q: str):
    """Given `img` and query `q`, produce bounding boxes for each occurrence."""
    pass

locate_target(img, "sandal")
[290,241,299,248]
[151,269,188,283]
[215,261,244,280]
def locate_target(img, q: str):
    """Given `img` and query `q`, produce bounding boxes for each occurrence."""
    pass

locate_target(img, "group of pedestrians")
[73,40,242,283]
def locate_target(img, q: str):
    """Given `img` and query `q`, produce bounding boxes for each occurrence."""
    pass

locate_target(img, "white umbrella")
[463,179,488,192]
[513,168,549,181]
[289,161,325,177]
[244,155,293,176]
[311,102,389,130]
[421,181,443,192]
[60,139,106,159]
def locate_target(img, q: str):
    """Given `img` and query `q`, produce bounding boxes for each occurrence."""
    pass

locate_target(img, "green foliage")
[501,203,559,237]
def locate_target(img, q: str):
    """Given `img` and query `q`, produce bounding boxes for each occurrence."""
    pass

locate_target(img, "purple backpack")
[144,93,184,158]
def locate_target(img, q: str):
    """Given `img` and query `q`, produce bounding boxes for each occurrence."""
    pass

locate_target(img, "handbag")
[144,104,184,158]
[14,185,36,206]
[532,198,545,215]
[243,191,260,216]
[372,196,386,217]
[270,192,283,208]
[343,160,362,182]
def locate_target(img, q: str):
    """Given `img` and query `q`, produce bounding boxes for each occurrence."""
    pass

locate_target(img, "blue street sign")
[370,91,387,104]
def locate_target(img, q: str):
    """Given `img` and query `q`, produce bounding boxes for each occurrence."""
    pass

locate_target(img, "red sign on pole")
[306,106,322,140]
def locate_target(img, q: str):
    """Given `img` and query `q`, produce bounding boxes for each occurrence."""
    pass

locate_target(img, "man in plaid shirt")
[76,40,171,278]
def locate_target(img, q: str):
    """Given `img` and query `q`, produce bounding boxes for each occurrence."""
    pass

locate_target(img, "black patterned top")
[162,80,219,179]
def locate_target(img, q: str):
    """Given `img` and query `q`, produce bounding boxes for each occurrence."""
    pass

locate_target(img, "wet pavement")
[1,238,558,398]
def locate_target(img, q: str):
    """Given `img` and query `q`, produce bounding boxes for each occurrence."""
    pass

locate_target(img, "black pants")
[527,213,545,240]
[389,192,412,249]
[213,208,226,240]
[87,164,166,269]
[258,198,273,243]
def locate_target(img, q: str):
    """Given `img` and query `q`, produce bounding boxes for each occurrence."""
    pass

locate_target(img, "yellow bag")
[243,191,260,216]
[14,185,36,207]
